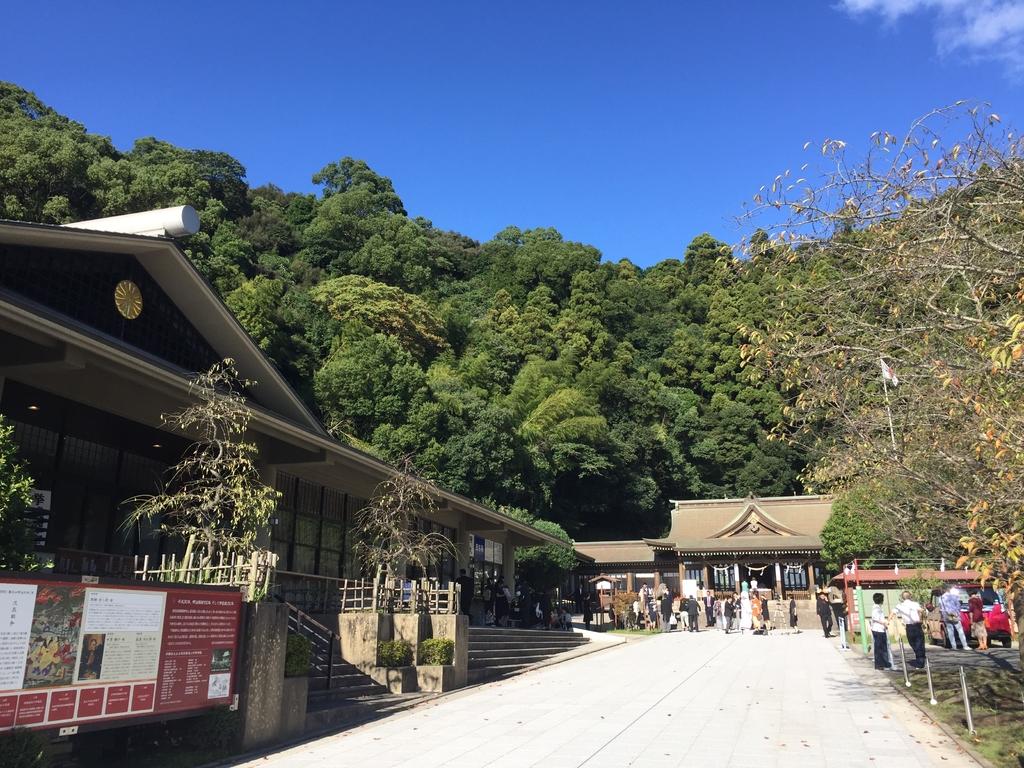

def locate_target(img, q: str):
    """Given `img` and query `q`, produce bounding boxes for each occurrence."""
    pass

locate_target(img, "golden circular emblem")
[114,280,143,319]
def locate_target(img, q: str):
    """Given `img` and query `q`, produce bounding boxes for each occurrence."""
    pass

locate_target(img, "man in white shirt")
[893,590,927,668]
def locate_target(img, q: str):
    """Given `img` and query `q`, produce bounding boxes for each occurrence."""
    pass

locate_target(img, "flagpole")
[880,358,897,451]
[882,374,897,451]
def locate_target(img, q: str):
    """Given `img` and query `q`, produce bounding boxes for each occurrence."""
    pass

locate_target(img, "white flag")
[880,357,899,386]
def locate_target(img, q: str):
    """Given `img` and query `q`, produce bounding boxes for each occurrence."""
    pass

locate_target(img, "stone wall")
[237,601,289,751]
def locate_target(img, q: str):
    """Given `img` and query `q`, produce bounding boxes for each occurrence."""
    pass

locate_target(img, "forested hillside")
[0,83,806,539]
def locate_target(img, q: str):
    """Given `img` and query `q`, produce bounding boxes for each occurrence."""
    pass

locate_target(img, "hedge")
[377,639,413,667]
[417,638,454,666]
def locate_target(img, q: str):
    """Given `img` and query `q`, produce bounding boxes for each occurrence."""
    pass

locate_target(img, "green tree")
[310,275,448,360]
[0,415,37,571]
[124,360,279,565]
[498,506,576,591]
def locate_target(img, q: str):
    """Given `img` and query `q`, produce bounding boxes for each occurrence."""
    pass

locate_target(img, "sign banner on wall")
[0,577,242,732]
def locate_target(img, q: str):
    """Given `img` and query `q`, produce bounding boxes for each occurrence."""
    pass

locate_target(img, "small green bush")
[0,728,49,768]
[417,637,454,666]
[284,634,312,677]
[377,639,413,667]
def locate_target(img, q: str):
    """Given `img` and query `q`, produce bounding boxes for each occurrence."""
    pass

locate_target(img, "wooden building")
[0,211,563,602]
[574,495,832,599]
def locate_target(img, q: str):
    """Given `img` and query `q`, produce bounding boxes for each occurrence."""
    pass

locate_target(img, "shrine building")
[573,494,833,599]
[0,208,562,600]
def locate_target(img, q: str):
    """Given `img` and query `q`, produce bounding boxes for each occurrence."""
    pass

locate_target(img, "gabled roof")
[575,495,832,562]
[0,219,325,434]
[0,219,569,551]
[661,495,830,553]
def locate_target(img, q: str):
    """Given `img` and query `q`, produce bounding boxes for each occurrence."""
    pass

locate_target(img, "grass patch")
[900,666,1024,768]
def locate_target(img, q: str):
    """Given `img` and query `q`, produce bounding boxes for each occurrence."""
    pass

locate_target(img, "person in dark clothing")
[583,593,593,631]
[760,595,771,634]
[723,597,735,633]
[686,596,700,632]
[830,591,850,649]
[870,592,893,670]
[704,591,715,627]
[816,592,833,638]
[789,597,799,632]
[660,591,673,632]
[495,578,510,627]
[455,569,475,622]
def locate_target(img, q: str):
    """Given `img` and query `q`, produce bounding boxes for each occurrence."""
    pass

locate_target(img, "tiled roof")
[575,495,831,562]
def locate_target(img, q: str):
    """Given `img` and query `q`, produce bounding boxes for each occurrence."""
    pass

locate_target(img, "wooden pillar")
[653,570,661,589]
[626,572,634,593]
[775,562,783,599]
[806,562,815,592]
[676,560,684,594]
[733,563,740,591]
[704,564,713,592]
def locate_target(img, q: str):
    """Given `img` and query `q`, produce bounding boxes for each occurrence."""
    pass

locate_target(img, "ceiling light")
[27,405,40,411]
[152,443,162,449]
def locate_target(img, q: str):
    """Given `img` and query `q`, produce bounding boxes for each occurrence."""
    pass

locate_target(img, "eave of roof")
[0,220,566,550]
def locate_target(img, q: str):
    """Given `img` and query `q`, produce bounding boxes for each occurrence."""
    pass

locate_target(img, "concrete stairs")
[305,691,434,734]
[467,626,590,684]
[307,657,388,701]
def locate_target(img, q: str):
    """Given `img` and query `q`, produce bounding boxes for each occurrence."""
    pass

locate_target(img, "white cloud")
[838,0,1024,72]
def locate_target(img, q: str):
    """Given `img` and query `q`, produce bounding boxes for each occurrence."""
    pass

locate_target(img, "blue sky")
[3,1,1021,266]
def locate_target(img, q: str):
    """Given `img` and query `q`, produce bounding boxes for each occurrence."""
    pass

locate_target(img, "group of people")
[455,569,575,630]
[868,585,992,672]
[624,583,796,635]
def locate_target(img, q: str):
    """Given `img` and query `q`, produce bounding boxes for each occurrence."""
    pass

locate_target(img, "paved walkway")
[232,629,980,768]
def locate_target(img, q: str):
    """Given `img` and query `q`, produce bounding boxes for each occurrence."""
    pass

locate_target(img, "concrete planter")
[416,664,456,692]
[280,676,308,740]
[369,665,418,693]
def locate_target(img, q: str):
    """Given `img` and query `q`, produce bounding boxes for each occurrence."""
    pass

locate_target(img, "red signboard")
[0,578,242,732]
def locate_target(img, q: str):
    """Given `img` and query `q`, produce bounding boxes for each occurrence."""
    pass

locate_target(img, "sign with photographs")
[0,578,241,732]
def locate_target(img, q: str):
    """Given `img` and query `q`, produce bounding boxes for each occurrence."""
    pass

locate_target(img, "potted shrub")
[374,639,417,693]
[416,637,456,692]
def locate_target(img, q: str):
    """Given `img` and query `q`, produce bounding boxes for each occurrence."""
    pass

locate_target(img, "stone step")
[469,652,569,668]
[468,628,586,641]
[468,638,588,651]
[305,692,434,734]
[466,663,532,684]
[307,680,389,699]
[469,648,587,662]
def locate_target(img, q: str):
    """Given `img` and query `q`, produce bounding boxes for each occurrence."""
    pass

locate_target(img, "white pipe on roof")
[63,206,200,238]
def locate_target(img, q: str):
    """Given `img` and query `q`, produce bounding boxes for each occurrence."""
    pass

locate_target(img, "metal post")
[898,635,911,687]
[959,666,976,735]
[327,631,335,689]
[855,586,869,655]
[925,658,937,706]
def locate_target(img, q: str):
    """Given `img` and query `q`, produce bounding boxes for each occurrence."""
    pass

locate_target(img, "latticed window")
[0,244,219,373]
[272,471,361,578]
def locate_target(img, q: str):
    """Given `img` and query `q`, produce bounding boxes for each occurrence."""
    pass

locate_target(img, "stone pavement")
[230,628,980,768]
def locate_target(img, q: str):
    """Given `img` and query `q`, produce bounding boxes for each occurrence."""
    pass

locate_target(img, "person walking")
[870,593,893,670]
[893,590,927,668]
[723,596,735,634]
[968,590,988,650]
[789,596,799,633]
[816,591,833,638]
[704,589,715,627]
[583,592,593,631]
[686,594,700,632]
[760,593,771,634]
[829,588,850,649]
[750,591,763,633]
[660,589,673,633]
[939,586,969,650]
